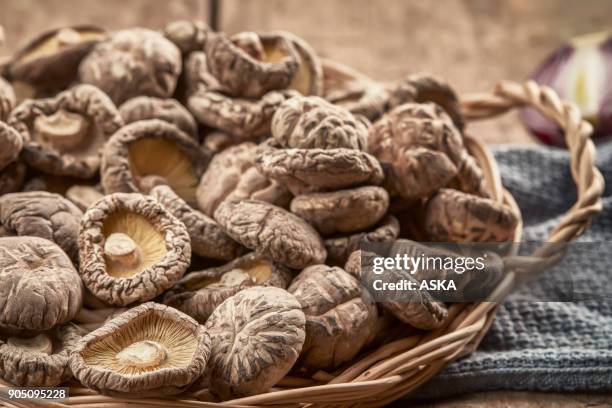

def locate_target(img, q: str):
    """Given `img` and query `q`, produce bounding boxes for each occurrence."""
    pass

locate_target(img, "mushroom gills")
[186,260,273,290]
[7,334,54,355]
[21,29,105,64]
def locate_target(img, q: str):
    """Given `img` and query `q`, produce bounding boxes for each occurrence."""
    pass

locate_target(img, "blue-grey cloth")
[412,142,612,398]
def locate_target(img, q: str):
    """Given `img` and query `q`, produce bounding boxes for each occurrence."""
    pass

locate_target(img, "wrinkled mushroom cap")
[78,193,191,306]
[272,95,369,150]
[204,286,305,399]
[0,76,16,121]
[0,324,83,387]
[0,236,83,333]
[163,252,292,323]
[288,264,377,370]
[8,84,123,178]
[0,121,22,171]
[425,188,519,242]
[119,96,198,139]
[70,302,210,397]
[7,25,105,90]
[79,28,182,105]
[101,119,208,207]
[0,161,26,196]
[214,199,327,270]
[0,191,84,261]
[163,20,211,55]
[151,184,243,260]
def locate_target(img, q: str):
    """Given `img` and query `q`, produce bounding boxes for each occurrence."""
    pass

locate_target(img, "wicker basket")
[0,63,605,408]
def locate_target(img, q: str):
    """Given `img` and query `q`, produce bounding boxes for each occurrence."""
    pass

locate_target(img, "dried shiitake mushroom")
[214,199,326,270]
[0,161,26,196]
[206,31,299,99]
[368,102,488,200]
[272,95,368,150]
[65,185,104,211]
[70,302,210,397]
[0,191,84,260]
[0,121,22,171]
[79,28,182,105]
[163,20,211,55]
[119,96,198,140]
[163,252,292,323]
[291,186,389,236]
[196,142,290,216]
[325,214,400,265]
[425,188,519,242]
[78,193,191,306]
[0,236,83,333]
[0,325,83,387]
[256,147,384,195]
[271,31,323,96]
[150,185,242,260]
[204,286,305,399]
[0,76,16,121]
[101,119,208,207]
[186,51,299,140]
[288,264,377,370]
[8,84,123,178]
[6,25,105,91]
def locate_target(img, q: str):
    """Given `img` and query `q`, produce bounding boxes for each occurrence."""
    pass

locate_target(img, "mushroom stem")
[7,334,53,355]
[56,28,82,48]
[33,109,89,152]
[139,174,169,193]
[116,340,168,369]
[104,233,141,269]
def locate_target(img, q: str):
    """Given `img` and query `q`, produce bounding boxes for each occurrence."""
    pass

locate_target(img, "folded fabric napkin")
[413,142,612,399]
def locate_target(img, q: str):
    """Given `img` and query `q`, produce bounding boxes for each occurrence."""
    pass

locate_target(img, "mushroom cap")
[196,142,290,216]
[150,184,243,260]
[288,264,377,370]
[425,188,519,242]
[78,193,191,306]
[7,25,105,90]
[290,186,389,236]
[0,76,16,121]
[163,252,293,323]
[0,324,84,387]
[0,121,22,171]
[204,286,305,399]
[119,96,198,140]
[0,191,84,261]
[256,147,384,195]
[101,119,208,207]
[272,95,369,150]
[214,199,327,270]
[8,84,123,178]
[368,102,465,200]
[0,236,83,333]
[163,20,211,55]
[65,185,104,212]
[79,28,182,105]
[205,31,299,99]
[324,214,400,265]
[70,302,210,397]
[0,161,26,196]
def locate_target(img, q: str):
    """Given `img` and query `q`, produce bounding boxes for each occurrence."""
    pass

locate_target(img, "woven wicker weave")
[0,63,604,408]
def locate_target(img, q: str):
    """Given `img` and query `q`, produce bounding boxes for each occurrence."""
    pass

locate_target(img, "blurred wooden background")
[2,0,612,144]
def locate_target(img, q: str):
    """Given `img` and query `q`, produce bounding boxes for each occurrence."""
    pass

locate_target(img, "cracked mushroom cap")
[8,84,123,178]
[163,20,211,55]
[290,186,389,236]
[196,142,291,217]
[288,264,377,370]
[79,28,182,105]
[205,31,299,99]
[0,76,16,121]
[256,147,384,196]
[0,122,22,171]
[0,191,84,261]
[425,188,519,242]
[101,119,208,207]
[119,96,198,140]
[204,286,305,399]
[6,25,105,91]
[0,161,26,196]
[214,199,327,270]
[70,302,210,397]
[78,193,191,306]
[0,325,83,387]
[151,184,243,260]
[162,252,293,323]
[0,236,83,333]
[272,95,369,150]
